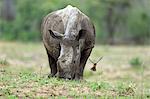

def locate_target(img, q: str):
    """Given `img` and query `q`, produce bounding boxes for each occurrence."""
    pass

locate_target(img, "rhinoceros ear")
[49,30,64,39]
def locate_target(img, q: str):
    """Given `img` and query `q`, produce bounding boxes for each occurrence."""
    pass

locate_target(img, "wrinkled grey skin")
[41,5,95,80]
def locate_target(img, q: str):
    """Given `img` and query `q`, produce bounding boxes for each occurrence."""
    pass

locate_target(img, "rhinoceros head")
[49,29,83,79]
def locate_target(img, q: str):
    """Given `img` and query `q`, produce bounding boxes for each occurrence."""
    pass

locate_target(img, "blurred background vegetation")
[0,0,150,45]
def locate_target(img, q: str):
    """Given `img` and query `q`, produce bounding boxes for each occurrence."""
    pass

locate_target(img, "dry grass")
[0,41,150,98]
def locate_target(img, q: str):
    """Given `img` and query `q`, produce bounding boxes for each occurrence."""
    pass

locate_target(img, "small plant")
[129,57,142,67]
[0,59,9,66]
[116,82,135,96]
[90,81,112,91]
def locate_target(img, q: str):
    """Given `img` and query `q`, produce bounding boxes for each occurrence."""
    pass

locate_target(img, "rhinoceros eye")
[73,61,75,64]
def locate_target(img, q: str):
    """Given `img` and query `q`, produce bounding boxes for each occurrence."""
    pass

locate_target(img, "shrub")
[129,57,142,67]
[0,59,9,66]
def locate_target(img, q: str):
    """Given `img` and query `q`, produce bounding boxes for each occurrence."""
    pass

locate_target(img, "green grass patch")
[0,67,138,98]
[129,57,143,68]
[0,58,9,66]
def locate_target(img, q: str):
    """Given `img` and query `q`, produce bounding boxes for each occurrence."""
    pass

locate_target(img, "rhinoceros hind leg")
[46,48,57,77]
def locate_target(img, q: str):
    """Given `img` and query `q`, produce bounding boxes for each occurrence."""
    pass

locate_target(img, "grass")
[0,67,137,98]
[0,41,150,98]
[0,59,9,66]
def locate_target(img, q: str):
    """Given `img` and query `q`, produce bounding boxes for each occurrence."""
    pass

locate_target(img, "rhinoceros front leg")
[45,48,57,77]
[80,48,92,79]
[75,48,92,80]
